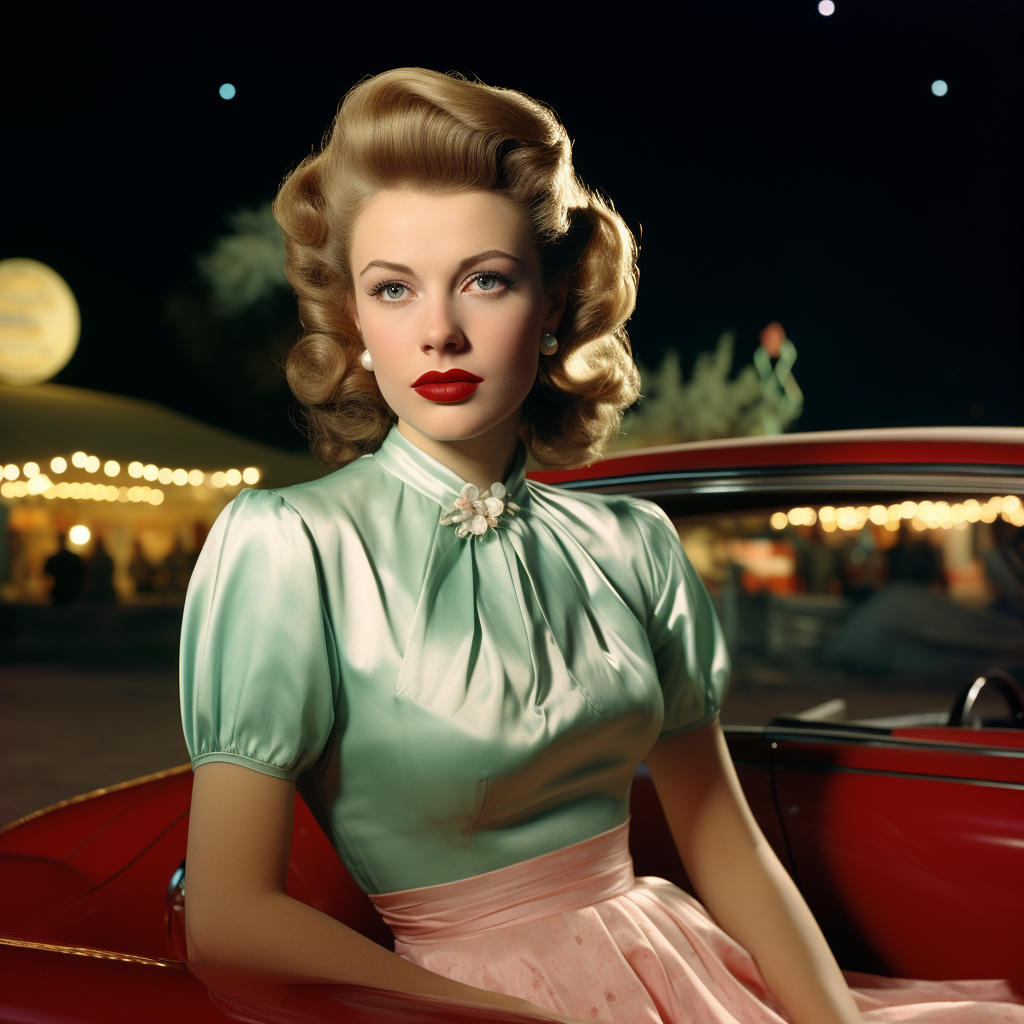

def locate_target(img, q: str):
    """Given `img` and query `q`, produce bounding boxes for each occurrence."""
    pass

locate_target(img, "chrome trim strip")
[0,935,184,968]
[565,470,1024,497]
[761,726,1024,758]
[771,762,1024,791]
[0,763,192,835]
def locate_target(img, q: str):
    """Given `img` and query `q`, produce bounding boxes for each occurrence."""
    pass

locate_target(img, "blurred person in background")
[986,521,1024,617]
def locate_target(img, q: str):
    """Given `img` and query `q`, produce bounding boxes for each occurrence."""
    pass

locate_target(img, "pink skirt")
[369,820,1024,1023]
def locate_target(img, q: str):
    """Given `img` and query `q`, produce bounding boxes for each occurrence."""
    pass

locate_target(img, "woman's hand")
[646,718,864,1024]
[185,763,597,1018]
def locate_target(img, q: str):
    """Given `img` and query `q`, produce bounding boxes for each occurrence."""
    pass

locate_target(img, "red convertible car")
[2,427,1022,1023]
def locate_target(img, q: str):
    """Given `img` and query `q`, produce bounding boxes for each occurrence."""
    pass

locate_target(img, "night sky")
[4,2,1021,453]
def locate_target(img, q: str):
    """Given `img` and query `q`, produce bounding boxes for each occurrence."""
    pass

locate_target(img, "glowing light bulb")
[143,464,159,481]
[818,0,835,14]
[158,467,173,485]
[103,460,120,477]
[225,469,242,486]
[172,468,189,486]
[242,467,260,485]
[3,464,18,480]
[188,469,204,486]
[84,455,100,473]
[68,525,91,546]
[128,462,144,478]
[23,462,40,478]
[72,451,87,468]
[931,80,948,97]
[770,512,788,531]
[50,457,67,473]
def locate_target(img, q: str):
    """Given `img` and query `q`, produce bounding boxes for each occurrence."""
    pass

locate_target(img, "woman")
[180,68,1023,1023]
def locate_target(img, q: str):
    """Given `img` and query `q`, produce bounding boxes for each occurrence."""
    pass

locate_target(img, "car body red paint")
[2,427,1021,1023]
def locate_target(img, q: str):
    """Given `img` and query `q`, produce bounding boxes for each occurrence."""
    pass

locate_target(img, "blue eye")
[370,280,409,302]
[471,272,515,293]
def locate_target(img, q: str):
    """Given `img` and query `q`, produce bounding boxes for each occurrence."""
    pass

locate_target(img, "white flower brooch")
[440,482,521,538]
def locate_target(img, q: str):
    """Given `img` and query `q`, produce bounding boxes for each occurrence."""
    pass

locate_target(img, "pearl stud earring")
[359,349,374,372]
[540,333,558,354]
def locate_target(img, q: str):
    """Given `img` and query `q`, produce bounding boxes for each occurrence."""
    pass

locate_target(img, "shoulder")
[263,454,387,529]
[526,480,675,554]
[211,455,383,550]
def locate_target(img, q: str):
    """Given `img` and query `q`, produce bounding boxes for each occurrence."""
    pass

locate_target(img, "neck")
[396,411,522,492]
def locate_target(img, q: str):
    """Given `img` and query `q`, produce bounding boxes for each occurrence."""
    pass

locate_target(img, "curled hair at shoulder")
[274,67,640,468]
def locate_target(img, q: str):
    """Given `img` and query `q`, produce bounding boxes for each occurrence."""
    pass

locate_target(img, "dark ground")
[0,658,971,830]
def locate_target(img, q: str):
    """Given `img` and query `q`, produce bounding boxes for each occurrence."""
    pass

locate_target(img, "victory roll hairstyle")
[274,67,640,468]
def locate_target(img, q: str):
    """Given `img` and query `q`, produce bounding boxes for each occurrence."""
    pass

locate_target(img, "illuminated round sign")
[0,258,81,385]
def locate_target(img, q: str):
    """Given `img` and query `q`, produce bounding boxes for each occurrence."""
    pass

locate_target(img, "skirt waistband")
[369,819,635,945]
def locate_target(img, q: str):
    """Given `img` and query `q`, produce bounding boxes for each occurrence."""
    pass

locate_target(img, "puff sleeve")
[180,488,338,781]
[634,499,731,737]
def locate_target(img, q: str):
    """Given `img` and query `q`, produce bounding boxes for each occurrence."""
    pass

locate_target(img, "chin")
[400,407,518,445]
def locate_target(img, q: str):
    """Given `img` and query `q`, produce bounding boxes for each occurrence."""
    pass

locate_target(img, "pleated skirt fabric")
[369,821,1024,1024]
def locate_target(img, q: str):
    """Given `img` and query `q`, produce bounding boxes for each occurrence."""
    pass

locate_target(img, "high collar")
[372,425,530,511]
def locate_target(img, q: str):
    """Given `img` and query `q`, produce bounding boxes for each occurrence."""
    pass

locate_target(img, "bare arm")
[645,719,864,1024]
[185,762,576,1020]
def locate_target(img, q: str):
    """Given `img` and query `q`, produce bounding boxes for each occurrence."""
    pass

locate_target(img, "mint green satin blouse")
[179,426,730,895]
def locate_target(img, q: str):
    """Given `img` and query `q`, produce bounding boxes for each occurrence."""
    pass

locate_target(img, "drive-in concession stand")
[0,258,324,654]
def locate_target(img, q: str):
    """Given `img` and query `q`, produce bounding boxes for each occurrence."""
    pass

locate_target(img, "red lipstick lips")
[412,369,483,403]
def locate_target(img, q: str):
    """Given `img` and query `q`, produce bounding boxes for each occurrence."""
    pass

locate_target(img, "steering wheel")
[948,669,1024,728]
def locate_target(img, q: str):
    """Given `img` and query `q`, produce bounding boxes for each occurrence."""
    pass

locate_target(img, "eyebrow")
[359,249,525,278]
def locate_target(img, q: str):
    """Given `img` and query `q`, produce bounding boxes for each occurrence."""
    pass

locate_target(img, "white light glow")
[50,457,67,473]
[770,512,788,531]
[242,467,260,485]
[23,462,40,478]
[931,80,948,97]
[188,469,204,486]
[818,1,835,14]
[158,467,173,485]
[172,468,189,486]
[3,464,18,480]
[103,460,120,477]
[225,469,242,486]
[68,525,91,546]
[72,451,87,468]
[219,83,236,100]
[128,462,144,478]
[143,464,159,481]
[84,455,100,473]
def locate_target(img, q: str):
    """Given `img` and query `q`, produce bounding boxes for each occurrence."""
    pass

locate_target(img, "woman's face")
[350,189,563,448]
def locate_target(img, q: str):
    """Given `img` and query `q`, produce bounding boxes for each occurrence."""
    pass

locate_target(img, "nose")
[421,297,466,354]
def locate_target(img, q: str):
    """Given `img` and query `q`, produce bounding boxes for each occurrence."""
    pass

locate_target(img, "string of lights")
[770,497,1024,534]
[0,452,261,502]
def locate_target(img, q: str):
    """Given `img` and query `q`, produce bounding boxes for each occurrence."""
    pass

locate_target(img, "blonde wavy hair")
[273,67,640,468]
